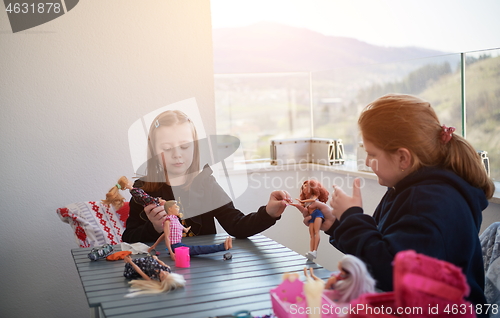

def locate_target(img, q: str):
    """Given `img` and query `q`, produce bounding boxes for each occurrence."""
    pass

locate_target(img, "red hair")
[299,180,329,203]
[359,94,494,198]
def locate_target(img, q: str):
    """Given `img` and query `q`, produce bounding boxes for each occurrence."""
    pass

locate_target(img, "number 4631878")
[5,2,62,14]
[444,304,498,315]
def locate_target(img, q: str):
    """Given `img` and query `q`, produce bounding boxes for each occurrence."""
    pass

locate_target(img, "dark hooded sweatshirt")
[326,166,487,307]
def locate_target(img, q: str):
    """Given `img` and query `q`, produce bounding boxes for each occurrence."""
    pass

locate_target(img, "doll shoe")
[305,250,317,261]
[88,244,114,261]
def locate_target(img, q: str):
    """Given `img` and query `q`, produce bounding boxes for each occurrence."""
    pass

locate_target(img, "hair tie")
[116,184,122,189]
[441,125,455,144]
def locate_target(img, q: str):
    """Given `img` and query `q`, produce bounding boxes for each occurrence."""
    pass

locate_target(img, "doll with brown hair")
[293,179,329,260]
[148,200,232,261]
[123,254,185,297]
[103,176,162,210]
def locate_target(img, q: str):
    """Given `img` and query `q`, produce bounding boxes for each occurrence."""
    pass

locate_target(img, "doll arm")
[298,198,317,203]
[124,255,151,281]
[325,275,338,289]
[148,233,165,253]
[153,255,170,269]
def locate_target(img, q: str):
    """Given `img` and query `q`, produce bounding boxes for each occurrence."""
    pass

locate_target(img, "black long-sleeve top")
[122,165,278,243]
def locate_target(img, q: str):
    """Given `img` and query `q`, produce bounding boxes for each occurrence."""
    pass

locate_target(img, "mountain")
[212,22,448,73]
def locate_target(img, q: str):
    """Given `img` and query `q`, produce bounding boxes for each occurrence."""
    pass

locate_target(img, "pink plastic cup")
[174,246,190,268]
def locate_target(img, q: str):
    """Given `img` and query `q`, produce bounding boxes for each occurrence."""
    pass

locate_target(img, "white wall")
[0,1,215,317]
[2,2,499,317]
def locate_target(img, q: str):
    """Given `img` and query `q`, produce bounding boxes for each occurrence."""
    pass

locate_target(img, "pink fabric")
[165,215,183,244]
[402,273,464,301]
[348,250,474,318]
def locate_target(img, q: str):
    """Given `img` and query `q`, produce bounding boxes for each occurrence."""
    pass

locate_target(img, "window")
[215,49,500,182]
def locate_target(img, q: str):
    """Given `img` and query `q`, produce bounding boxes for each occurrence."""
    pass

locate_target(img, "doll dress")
[124,255,171,281]
[308,209,325,223]
[130,188,161,207]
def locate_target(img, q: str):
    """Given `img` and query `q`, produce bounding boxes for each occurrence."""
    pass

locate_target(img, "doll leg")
[224,237,233,250]
[306,223,316,260]
[184,243,226,255]
[312,217,322,252]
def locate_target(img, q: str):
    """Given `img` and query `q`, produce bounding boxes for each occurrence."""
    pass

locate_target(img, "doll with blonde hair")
[102,176,162,210]
[122,109,292,244]
[302,94,493,308]
[304,254,375,304]
[324,254,376,303]
[148,200,232,261]
[123,254,185,297]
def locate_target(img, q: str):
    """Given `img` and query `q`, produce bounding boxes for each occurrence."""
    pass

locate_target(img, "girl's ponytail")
[443,133,494,199]
[359,94,494,199]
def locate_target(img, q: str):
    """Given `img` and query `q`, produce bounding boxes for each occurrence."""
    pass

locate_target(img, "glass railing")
[214,48,500,182]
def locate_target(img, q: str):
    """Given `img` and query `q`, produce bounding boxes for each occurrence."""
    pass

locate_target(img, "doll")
[148,200,233,261]
[324,254,376,303]
[103,176,162,210]
[123,254,185,297]
[295,179,329,260]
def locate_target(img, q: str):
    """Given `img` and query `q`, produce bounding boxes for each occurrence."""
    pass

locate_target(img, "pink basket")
[270,276,338,318]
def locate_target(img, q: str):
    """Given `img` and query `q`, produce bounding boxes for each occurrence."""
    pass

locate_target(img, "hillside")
[419,56,500,178]
[213,22,448,73]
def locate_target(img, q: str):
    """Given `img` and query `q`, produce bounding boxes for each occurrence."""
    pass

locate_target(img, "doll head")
[299,179,329,203]
[126,272,186,297]
[143,110,200,190]
[116,176,132,189]
[334,254,376,303]
[102,176,130,210]
[164,200,179,216]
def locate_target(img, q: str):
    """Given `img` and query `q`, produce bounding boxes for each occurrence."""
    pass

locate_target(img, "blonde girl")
[122,110,292,243]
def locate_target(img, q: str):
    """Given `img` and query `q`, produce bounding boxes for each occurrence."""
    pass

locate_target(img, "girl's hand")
[265,190,293,218]
[305,200,336,231]
[290,200,308,216]
[170,253,176,261]
[144,203,167,233]
[290,201,312,226]
[330,178,363,220]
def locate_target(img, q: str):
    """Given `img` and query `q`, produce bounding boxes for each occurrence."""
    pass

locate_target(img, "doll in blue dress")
[295,179,329,260]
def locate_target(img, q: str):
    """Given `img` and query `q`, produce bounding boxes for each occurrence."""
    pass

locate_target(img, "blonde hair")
[125,272,186,297]
[359,94,494,198]
[334,255,376,303]
[102,176,129,210]
[164,200,177,214]
[142,110,200,193]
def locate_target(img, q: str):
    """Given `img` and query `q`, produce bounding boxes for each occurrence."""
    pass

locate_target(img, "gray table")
[72,234,332,318]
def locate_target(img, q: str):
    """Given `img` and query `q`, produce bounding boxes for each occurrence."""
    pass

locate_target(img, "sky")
[211,0,500,54]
